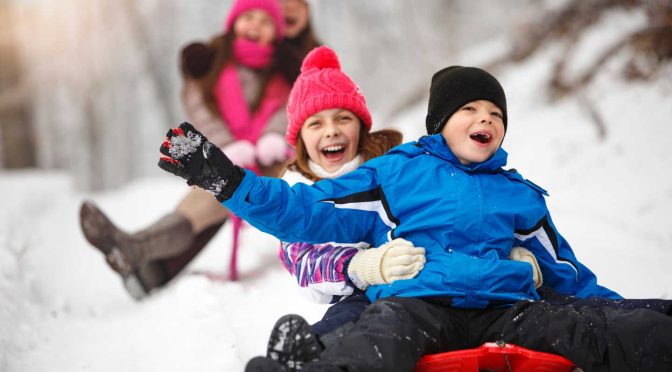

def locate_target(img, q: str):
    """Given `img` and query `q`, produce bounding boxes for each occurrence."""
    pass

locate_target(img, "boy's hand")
[159,122,244,202]
[348,238,426,290]
[510,247,543,288]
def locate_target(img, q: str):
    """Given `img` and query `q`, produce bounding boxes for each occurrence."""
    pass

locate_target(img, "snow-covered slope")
[2,9,671,372]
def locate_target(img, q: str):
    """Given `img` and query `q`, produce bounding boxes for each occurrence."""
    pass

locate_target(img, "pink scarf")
[232,38,274,69]
[213,40,289,144]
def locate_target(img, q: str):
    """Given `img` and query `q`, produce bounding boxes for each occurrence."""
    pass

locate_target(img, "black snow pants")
[303,297,672,372]
[312,292,371,337]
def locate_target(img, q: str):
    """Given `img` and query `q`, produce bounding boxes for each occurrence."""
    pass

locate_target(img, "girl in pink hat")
[79,0,303,299]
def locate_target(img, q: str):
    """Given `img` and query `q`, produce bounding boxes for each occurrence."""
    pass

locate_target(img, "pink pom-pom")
[301,46,341,72]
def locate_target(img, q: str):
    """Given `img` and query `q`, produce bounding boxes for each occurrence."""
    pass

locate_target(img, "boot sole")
[267,314,322,369]
[123,273,149,300]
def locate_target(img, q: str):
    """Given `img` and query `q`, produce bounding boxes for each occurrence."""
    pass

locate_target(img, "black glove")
[180,42,214,78]
[158,122,244,202]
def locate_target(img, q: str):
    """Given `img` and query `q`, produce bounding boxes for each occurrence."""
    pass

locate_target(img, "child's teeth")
[324,145,343,152]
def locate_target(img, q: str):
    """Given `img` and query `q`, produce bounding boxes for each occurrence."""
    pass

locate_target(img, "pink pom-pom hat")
[285,46,372,147]
[224,0,284,40]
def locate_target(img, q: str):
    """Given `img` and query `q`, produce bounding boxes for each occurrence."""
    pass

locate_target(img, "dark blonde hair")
[286,124,403,182]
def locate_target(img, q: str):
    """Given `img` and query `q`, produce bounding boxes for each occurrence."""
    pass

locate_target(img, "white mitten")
[222,140,256,167]
[348,238,426,290]
[255,133,289,167]
[510,247,543,288]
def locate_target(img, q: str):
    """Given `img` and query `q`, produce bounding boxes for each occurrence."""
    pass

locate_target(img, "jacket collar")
[416,134,508,172]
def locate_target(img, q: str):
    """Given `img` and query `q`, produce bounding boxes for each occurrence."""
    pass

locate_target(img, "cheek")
[295,10,308,26]
[350,132,361,154]
[261,25,276,42]
[300,132,320,158]
[232,23,244,37]
[495,123,506,145]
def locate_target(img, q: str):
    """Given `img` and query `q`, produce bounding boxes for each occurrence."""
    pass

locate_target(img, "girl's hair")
[194,31,300,116]
[288,23,321,59]
[286,125,403,182]
[277,23,322,84]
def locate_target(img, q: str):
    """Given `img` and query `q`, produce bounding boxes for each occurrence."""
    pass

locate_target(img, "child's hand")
[222,140,256,167]
[180,42,214,78]
[159,122,244,202]
[348,238,426,289]
[255,133,289,167]
[510,247,543,288]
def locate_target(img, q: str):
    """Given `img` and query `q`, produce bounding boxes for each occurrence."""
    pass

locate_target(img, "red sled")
[415,342,577,372]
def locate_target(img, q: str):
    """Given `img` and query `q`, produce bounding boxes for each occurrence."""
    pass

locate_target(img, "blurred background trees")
[1,0,670,190]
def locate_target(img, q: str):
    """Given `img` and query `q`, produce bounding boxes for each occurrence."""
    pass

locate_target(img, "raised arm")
[159,122,386,244]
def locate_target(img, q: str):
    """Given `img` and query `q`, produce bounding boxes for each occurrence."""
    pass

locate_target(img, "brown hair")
[289,23,321,59]
[286,124,403,182]
[276,23,322,84]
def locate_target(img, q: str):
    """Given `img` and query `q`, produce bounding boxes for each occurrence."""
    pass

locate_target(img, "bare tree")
[0,3,35,168]
[490,0,672,138]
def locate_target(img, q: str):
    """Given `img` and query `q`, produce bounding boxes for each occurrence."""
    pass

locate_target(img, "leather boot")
[79,200,194,299]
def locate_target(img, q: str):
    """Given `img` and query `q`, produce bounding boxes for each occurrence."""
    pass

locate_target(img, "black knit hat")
[425,66,507,135]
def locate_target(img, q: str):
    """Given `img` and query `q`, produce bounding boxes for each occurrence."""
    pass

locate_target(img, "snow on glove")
[348,238,426,290]
[159,122,244,202]
[255,133,290,167]
[510,246,543,288]
[222,140,256,168]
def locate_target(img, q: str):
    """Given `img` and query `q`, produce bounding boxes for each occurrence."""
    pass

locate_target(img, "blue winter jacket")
[224,134,621,308]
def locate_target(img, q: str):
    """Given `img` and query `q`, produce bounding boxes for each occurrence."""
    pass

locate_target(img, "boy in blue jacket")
[159,66,672,371]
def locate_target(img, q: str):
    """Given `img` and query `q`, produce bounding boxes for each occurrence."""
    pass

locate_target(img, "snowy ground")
[2,21,672,372]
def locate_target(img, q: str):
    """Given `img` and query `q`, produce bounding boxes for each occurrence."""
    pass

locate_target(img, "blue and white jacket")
[279,169,367,304]
[225,134,621,308]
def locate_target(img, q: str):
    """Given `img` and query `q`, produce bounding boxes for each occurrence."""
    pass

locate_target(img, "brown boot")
[159,220,225,282]
[123,262,169,300]
[79,200,194,299]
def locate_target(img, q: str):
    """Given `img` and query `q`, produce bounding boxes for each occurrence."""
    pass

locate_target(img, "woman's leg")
[175,187,229,235]
[80,187,228,298]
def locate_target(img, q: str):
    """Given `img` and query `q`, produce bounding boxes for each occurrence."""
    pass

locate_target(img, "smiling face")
[233,9,277,46]
[300,108,362,172]
[440,100,505,165]
[281,0,309,38]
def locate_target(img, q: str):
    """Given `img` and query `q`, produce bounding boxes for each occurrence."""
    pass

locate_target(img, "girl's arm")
[181,80,234,149]
[279,241,364,304]
[279,238,426,304]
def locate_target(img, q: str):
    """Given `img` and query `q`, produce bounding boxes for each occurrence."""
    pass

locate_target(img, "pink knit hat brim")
[224,0,285,40]
[285,46,372,147]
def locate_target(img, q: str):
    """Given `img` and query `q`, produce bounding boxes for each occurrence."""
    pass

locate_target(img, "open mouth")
[321,144,346,160]
[285,16,297,27]
[470,132,492,145]
[243,34,260,42]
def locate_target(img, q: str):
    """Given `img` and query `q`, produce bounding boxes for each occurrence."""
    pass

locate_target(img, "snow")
[3,19,672,372]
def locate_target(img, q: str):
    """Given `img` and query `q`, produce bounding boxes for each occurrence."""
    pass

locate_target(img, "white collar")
[308,155,363,179]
